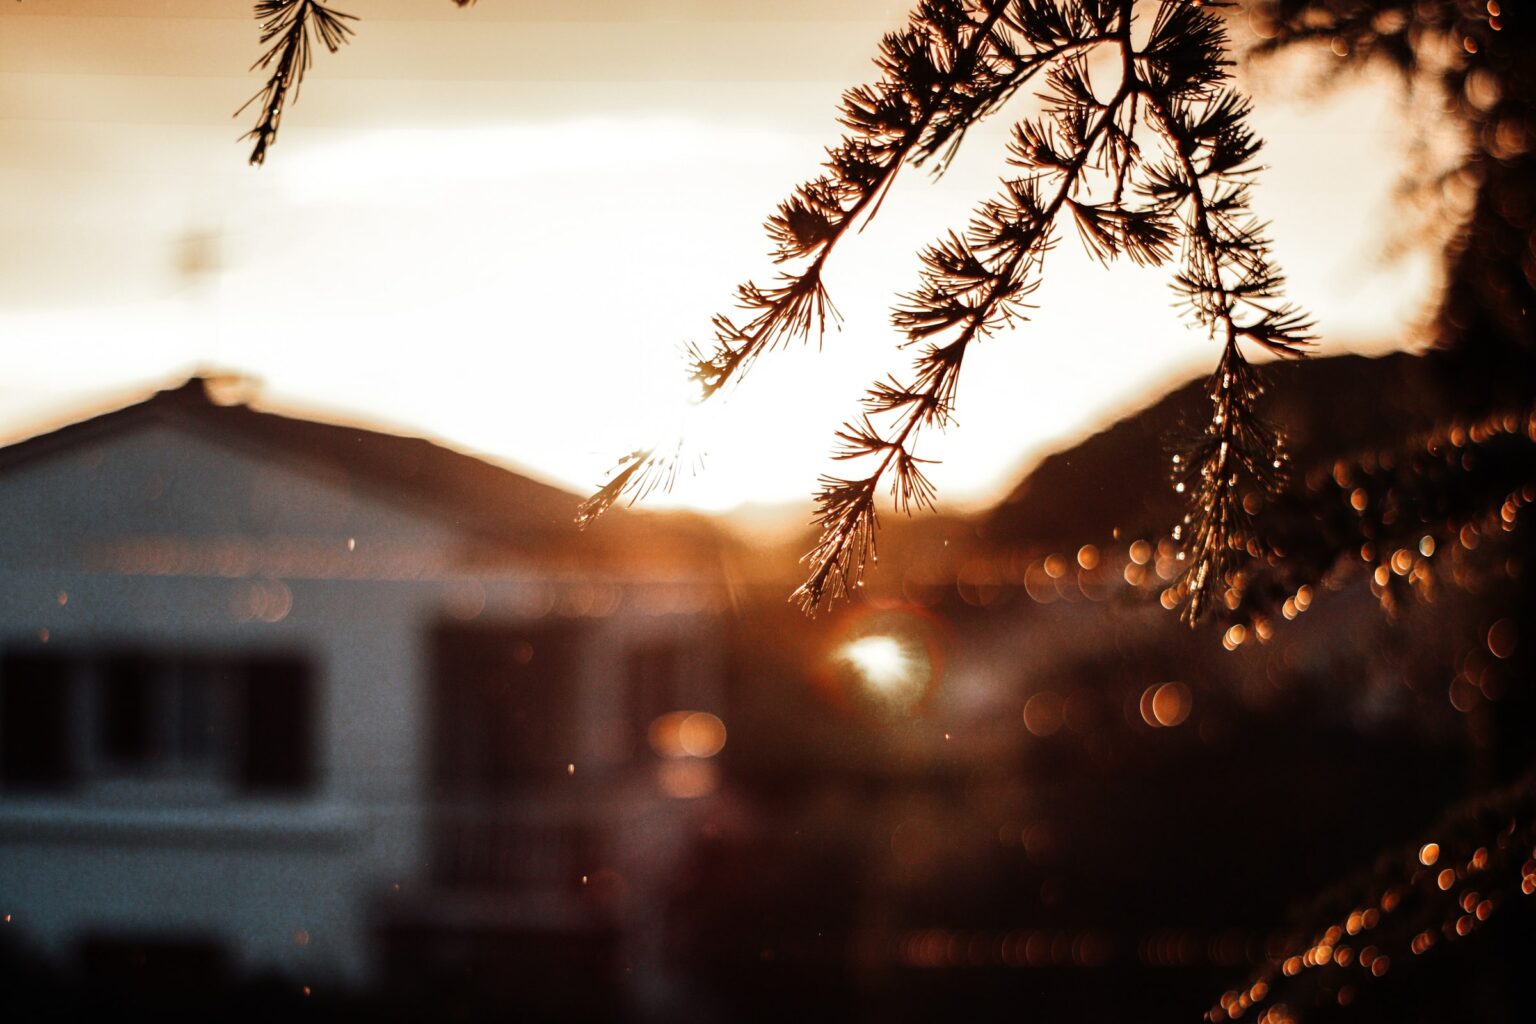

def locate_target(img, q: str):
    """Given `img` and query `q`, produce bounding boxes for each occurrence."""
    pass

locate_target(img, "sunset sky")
[0,1,1441,513]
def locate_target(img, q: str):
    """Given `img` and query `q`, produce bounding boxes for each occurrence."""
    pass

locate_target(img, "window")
[0,647,315,796]
[0,651,73,789]
[97,653,235,779]
[432,622,582,794]
[241,655,315,793]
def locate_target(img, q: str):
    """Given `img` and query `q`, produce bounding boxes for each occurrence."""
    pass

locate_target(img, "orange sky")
[0,1,1440,512]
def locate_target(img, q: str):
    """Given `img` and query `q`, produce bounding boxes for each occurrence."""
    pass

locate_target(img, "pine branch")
[583,2,1044,521]
[1207,764,1536,1024]
[1166,339,1287,621]
[796,6,1142,612]
[584,1,1312,621]
[237,0,357,166]
[691,0,1020,400]
[576,447,677,529]
[799,0,1309,615]
[1134,23,1315,622]
[1233,404,1536,627]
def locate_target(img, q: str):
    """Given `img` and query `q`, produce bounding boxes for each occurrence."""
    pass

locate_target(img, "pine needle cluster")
[238,1,357,166]
[587,0,1312,621]
[237,1,476,165]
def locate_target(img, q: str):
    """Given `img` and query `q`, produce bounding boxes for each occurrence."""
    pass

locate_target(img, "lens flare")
[837,633,931,710]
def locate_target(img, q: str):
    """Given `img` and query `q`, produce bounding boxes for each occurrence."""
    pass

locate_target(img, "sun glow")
[838,633,931,710]
[0,2,1434,515]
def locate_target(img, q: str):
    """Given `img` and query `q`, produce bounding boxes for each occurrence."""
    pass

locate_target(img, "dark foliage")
[1184,3,1536,1020]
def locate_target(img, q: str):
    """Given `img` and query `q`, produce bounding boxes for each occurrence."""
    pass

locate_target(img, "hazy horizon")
[0,1,1441,512]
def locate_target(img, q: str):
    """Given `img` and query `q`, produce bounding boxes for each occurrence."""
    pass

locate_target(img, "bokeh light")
[678,712,727,758]
[1024,691,1066,737]
[1140,682,1192,728]
[649,710,727,759]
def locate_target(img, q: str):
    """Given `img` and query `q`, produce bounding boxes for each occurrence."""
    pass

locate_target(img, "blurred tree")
[1193,3,1536,1021]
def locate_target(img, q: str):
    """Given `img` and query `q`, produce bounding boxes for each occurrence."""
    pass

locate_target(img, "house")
[0,376,734,1013]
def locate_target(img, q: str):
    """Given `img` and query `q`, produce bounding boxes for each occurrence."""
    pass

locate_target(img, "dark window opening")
[102,654,156,768]
[0,650,75,789]
[432,622,582,796]
[0,646,315,796]
[241,655,315,794]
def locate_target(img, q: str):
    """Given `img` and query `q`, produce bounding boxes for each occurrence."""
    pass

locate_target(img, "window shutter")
[0,651,75,789]
[239,656,315,793]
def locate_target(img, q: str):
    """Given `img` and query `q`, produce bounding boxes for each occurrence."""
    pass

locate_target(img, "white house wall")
[0,419,455,981]
[0,415,727,990]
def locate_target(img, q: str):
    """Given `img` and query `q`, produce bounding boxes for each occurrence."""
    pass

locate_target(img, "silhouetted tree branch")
[238,1,357,166]
[584,0,1312,623]
[237,0,477,165]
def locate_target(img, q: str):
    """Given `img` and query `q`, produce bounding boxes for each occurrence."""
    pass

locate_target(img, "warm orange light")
[1023,691,1065,737]
[1488,618,1518,659]
[657,759,717,799]
[1222,624,1246,651]
[1140,682,1192,728]
[678,712,727,758]
[648,710,726,759]
[1153,682,1190,727]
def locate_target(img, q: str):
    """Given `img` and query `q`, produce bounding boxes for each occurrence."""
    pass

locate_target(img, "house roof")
[0,376,732,574]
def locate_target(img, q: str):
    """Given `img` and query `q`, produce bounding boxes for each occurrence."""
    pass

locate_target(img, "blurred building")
[1,357,1519,1023]
[681,353,1502,1023]
[0,377,733,1013]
